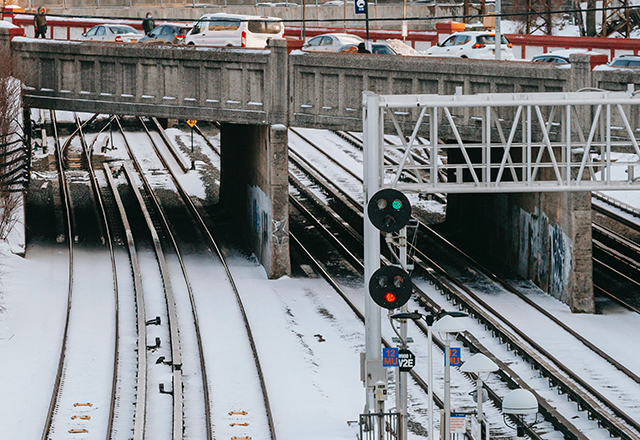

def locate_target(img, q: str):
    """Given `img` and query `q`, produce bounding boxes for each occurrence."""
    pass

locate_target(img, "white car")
[184,13,284,48]
[593,54,640,71]
[426,31,515,60]
[78,24,142,43]
[302,33,363,52]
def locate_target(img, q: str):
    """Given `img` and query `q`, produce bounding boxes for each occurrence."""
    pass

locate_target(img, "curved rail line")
[41,112,120,440]
[129,116,277,440]
[74,114,121,440]
[115,116,215,440]
[288,128,640,440]
[102,162,150,440]
[288,146,553,440]
[166,119,278,440]
[41,110,75,440]
[325,129,640,381]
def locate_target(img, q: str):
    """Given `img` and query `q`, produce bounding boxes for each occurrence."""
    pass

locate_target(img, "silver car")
[78,24,142,43]
[302,33,363,52]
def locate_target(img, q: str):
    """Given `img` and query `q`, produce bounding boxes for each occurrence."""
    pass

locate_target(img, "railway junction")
[1,14,640,440]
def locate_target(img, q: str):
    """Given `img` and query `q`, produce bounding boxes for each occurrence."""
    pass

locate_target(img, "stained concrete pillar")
[219,122,290,279]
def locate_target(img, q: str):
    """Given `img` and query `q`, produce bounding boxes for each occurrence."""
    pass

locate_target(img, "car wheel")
[188,42,195,45]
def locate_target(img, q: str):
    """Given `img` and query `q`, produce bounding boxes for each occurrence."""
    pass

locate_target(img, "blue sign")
[383,347,398,367]
[355,0,366,15]
[447,347,461,367]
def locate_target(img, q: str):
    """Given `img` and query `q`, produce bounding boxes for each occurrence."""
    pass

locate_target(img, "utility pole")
[587,0,597,36]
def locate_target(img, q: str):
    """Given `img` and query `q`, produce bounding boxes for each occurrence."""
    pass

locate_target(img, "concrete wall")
[219,123,290,278]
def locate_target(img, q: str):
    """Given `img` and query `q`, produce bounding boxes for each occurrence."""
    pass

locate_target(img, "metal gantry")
[367,88,640,196]
[362,87,640,438]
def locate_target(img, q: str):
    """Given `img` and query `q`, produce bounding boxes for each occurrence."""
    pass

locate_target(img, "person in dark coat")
[34,7,47,38]
[142,12,155,36]
[357,42,371,53]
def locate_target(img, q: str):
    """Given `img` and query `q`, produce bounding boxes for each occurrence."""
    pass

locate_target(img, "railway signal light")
[367,188,411,233]
[369,265,412,309]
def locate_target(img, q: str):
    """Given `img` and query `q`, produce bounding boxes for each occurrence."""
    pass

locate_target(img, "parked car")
[426,31,515,60]
[183,13,284,48]
[532,49,603,66]
[78,24,142,43]
[302,33,363,52]
[137,24,192,45]
[593,54,640,71]
[338,42,398,55]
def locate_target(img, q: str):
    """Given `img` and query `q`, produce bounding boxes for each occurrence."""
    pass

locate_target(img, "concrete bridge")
[5,30,640,312]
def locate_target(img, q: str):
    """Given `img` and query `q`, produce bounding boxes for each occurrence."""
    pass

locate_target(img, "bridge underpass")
[5,28,640,310]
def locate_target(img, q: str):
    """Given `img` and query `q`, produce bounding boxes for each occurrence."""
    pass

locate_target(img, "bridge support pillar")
[219,122,290,279]
[447,192,594,313]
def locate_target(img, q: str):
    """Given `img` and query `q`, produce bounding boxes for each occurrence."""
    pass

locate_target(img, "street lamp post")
[432,315,466,440]
[461,353,499,440]
[390,311,466,440]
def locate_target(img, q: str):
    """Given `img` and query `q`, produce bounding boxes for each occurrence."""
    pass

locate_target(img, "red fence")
[5,11,640,61]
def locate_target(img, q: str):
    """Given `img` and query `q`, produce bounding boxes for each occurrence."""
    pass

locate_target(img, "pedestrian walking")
[34,7,47,39]
[142,12,155,36]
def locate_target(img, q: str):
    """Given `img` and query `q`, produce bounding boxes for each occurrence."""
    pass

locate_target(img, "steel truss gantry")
[364,88,640,195]
[361,88,640,429]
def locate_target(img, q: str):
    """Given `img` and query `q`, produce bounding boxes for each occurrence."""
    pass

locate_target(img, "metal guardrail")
[359,413,400,440]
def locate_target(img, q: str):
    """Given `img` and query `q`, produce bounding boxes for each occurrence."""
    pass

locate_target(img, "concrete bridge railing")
[13,37,288,126]
[14,34,640,134]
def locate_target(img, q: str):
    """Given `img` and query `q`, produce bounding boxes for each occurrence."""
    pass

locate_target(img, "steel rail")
[288,232,449,408]
[594,284,640,315]
[103,163,149,440]
[289,129,640,440]
[121,160,185,440]
[134,117,214,440]
[74,114,120,440]
[113,117,184,440]
[141,117,277,440]
[296,129,640,385]
[40,110,75,440]
[288,149,553,440]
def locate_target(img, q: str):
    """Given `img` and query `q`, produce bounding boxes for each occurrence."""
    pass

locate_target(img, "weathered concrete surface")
[219,123,290,279]
[11,33,640,308]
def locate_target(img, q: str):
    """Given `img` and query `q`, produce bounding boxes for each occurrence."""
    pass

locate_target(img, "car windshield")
[109,26,139,35]
[247,20,282,34]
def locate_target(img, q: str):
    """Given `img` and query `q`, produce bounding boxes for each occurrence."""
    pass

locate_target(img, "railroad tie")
[69,429,88,434]
[229,410,248,416]
[73,403,92,407]
[71,415,90,420]
[230,423,249,427]
[231,437,251,440]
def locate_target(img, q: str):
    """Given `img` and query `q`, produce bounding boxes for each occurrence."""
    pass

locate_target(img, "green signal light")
[392,199,403,210]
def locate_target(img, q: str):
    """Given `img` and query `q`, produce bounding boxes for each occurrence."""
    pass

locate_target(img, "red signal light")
[115,35,123,42]
[385,292,397,303]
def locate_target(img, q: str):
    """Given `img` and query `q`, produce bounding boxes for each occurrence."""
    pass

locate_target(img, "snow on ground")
[3,123,640,439]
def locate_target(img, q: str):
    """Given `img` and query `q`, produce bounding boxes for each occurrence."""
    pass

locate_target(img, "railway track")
[286,127,640,440]
[117,116,277,440]
[592,192,640,313]
[42,111,119,439]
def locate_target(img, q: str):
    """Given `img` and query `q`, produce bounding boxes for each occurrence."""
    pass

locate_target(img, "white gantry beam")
[366,88,640,194]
